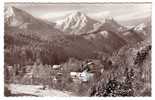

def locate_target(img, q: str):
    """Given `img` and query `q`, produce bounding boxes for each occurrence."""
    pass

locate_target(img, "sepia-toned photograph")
[4,3,152,97]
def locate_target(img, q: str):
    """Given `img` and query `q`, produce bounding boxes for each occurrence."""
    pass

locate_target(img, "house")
[52,65,61,70]
[70,70,94,82]
[78,70,94,82]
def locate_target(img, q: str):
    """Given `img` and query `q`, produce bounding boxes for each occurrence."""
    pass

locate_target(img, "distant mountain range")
[4,6,151,61]
[5,6,150,36]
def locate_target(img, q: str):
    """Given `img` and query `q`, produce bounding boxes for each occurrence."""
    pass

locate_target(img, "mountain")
[123,17,151,42]
[5,6,56,28]
[5,6,63,40]
[115,17,151,42]
[5,6,149,66]
[134,17,151,34]
[56,11,98,35]
[55,15,127,54]
[84,17,144,45]
[134,23,151,40]
[134,23,146,34]
[81,30,126,54]
[88,17,126,34]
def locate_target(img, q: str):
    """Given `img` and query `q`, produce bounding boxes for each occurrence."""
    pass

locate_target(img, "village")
[4,45,151,96]
[4,55,115,96]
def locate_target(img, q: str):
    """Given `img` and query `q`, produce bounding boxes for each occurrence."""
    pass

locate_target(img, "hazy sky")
[5,3,151,22]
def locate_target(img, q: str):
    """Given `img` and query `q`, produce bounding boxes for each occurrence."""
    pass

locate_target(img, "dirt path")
[6,84,73,97]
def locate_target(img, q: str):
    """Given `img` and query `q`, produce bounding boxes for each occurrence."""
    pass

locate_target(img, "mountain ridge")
[5,6,64,40]
[56,11,99,35]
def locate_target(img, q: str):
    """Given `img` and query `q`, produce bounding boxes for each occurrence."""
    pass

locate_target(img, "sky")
[5,3,152,22]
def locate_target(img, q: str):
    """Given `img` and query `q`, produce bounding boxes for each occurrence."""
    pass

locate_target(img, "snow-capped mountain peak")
[56,11,98,34]
[133,23,147,36]
[4,6,34,27]
[134,23,146,32]
[5,6,16,18]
